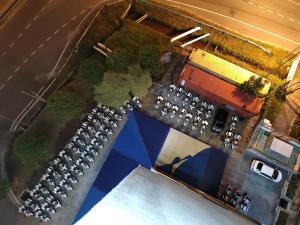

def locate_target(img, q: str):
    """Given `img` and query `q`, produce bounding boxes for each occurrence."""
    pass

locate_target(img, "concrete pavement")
[156,0,300,50]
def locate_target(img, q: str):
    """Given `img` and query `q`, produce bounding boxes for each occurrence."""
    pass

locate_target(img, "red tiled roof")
[178,64,264,117]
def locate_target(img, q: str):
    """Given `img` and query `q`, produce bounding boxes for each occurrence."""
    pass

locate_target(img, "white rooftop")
[75,166,256,225]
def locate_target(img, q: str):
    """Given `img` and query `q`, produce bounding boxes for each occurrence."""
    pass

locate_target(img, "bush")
[238,76,265,97]
[48,90,85,121]
[139,46,162,79]
[77,56,106,87]
[290,114,300,139]
[106,48,131,72]
[14,121,52,165]
[105,21,171,63]
[94,65,152,107]
[261,90,282,122]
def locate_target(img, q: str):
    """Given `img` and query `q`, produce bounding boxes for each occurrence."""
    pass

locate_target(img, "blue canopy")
[73,111,170,223]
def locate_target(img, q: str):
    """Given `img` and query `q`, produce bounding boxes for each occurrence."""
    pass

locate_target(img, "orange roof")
[178,64,264,117]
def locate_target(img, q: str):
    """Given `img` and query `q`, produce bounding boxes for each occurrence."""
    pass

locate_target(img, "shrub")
[77,56,106,87]
[238,76,265,97]
[106,48,130,72]
[139,46,162,79]
[290,114,300,139]
[48,90,85,121]
[105,21,171,62]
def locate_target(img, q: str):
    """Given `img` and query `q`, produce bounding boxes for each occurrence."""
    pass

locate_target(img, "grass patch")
[105,20,172,59]
[134,0,291,79]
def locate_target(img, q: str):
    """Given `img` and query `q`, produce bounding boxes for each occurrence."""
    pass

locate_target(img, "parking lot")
[144,84,247,152]
[223,148,288,225]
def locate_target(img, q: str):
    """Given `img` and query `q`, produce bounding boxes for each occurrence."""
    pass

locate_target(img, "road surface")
[0,0,106,224]
[157,0,300,50]
[0,0,103,132]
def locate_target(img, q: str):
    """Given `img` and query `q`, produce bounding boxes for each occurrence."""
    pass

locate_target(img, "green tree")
[94,65,152,107]
[106,48,130,72]
[0,181,9,200]
[139,46,161,79]
[77,56,106,87]
[15,135,49,164]
[48,90,85,121]
[238,76,265,97]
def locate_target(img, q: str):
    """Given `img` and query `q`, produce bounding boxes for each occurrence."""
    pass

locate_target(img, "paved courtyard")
[223,148,288,225]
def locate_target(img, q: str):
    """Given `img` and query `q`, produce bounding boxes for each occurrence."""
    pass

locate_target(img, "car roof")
[260,163,274,176]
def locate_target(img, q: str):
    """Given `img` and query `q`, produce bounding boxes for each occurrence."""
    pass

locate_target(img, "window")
[257,162,263,171]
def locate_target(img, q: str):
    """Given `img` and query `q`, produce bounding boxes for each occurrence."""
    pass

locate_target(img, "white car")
[250,160,282,183]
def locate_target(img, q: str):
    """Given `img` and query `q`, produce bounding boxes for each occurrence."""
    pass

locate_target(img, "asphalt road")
[157,0,300,50]
[0,0,103,131]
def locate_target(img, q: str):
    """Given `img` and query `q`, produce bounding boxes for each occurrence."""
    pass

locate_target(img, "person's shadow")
[156,155,192,174]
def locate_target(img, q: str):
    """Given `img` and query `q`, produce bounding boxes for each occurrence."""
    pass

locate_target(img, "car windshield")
[257,162,263,171]
[272,170,279,179]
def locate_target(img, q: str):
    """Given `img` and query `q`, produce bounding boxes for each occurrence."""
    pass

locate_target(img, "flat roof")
[189,49,271,96]
[178,64,265,117]
[75,167,257,225]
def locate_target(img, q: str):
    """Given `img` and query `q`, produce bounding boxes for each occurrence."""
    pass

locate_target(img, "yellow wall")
[189,49,271,95]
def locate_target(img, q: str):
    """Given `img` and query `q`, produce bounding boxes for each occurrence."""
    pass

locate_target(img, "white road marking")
[33,15,39,21]
[9,42,15,48]
[61,23,68,28]
[80,10,86,15]
[17,33,23,39]
[160,0,300,46]
[258,5,263,9]
[0,51,7,57]
[289,18,295,22]
[38,43,44,48]
[248,1,254,5]
[25,23,31,30]
[0,84,4,90]
[288,0,300,6]
[31,51,36,56]
[46,36,52,42]
[267,9,273,13]
[7,75,13,81]
[278,14,285,18]
[71,16,77,21]
[41,6,46,12]
[14,66,21,73]
[54,29,60,35]
[23,58,28,64]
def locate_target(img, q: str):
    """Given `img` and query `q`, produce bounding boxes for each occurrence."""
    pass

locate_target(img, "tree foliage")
[94,65,152,107]
[139,46,162,79]
[77,56,106,87]
[48,90,85,121]
[15,135,49,164]
[238,76,265,97]
[106,48,130,72]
